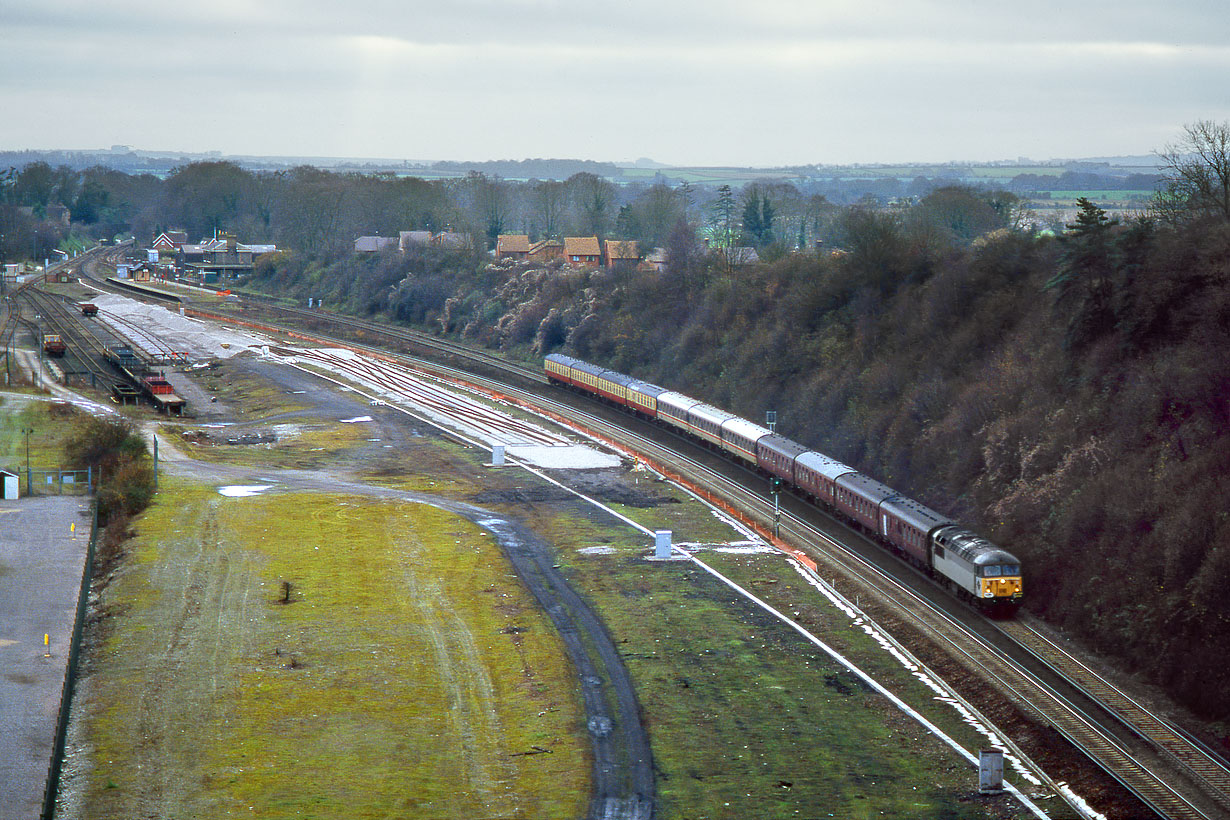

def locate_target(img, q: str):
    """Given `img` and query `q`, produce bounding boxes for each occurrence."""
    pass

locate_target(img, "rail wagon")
[834,472,899,533]
[626,379,668,418]
[721,417,771,465]
[756,434,809,484]
[932,526,1023,606]
[656,391,700,432]
[794,451,855,507]
[880,496,952,566]
[544,353,581,386]
[685,402,736,449]
[567,359,615,400]
[42,334,66,356]
[595,369,634,407]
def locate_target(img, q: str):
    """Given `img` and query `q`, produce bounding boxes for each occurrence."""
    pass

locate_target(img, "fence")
[22,468,93,497]
[40,503,97,820]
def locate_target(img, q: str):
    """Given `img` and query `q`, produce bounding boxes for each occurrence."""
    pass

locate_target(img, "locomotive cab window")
[983,566,1002,577]
[1001,564,1020,576]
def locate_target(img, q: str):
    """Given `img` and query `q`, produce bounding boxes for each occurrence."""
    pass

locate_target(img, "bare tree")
[531,180,567,239]
[1155,119,1230,224]
[566,172,615,237]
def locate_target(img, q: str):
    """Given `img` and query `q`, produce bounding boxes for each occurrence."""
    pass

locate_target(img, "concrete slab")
[0,495,91,820]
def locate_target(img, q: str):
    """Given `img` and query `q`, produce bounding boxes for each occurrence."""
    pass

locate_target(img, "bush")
[63,415,154,525]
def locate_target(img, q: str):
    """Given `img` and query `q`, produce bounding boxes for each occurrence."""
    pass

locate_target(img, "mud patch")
[544,467,682,508]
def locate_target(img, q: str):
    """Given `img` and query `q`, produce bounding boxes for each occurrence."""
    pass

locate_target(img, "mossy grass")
[192,364,312,418]
[508,496,1064,819]
[79,477,589,819]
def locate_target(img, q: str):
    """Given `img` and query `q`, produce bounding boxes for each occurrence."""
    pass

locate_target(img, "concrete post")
[491,445,505,467]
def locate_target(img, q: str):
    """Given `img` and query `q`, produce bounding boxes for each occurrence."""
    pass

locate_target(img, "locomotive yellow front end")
[980,561,1022,606]
[981,574,1022,602]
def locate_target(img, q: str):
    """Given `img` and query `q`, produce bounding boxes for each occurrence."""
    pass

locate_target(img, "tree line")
[6,121,1230,721]
[247,121,1230,723]
[2,154,1043,267]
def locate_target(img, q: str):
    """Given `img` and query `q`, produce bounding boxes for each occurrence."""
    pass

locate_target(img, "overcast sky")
[2,0,1227,166]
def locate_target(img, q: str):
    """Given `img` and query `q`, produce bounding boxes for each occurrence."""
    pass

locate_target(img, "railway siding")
[73,273,1230,818]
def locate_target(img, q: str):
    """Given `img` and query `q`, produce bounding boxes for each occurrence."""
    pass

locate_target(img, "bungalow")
[495,234,530,260]
[603,239,639,269]
[563,236,602,267]
[432,231,474,250]
[354,236,399,253]
[726,246,760,267]
[528,239,564,263]
[643,247,668,271]
[399,230,432,251]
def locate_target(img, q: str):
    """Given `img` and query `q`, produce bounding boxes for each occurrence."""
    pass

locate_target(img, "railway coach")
[544,354,1023,612]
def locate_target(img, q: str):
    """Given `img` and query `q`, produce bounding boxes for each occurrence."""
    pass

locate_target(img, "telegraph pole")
[22,426,33,494]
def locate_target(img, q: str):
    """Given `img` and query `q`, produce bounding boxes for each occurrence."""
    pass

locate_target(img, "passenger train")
[545,353,1023,612]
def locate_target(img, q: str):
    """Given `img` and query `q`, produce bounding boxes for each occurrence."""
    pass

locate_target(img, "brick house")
[152,230,189,253]
[495,234,530,260]
[603,239,639,269]
[563,236,602,266]
[528,239,564,263]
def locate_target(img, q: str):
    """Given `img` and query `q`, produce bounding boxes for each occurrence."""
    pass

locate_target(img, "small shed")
[1,469,19,500]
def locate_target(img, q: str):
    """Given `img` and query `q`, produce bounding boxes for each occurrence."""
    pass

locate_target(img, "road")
[0,494,91,820]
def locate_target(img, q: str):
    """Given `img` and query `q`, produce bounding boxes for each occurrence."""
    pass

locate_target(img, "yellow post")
[44,634,50,657]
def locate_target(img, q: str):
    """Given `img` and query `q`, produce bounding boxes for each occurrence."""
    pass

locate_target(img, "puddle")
[218,485,274,497]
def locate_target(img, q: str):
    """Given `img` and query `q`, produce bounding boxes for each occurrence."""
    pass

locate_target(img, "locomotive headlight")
[983,591,993,598]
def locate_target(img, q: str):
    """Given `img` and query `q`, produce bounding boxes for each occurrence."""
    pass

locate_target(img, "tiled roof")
[605,239,638,260]
[564,236,601,257]
[496,234,530,253]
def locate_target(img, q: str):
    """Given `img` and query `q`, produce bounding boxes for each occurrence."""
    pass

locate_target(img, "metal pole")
[153,435,158,490]
[23,427,32,495]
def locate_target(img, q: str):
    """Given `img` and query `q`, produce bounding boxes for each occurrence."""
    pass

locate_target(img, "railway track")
[71,272,1230,817]
[422,357,1228,819]
[17,286,130,395]
[1,292,20,385]
[1001,618,1230,815]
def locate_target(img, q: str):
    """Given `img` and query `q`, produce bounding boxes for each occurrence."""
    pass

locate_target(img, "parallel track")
[18,286,129,394]
[433,358,1229,820]
[72,273,1230,818]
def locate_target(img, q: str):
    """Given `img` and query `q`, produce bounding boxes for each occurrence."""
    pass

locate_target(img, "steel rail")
[1000,618,1230,814]
[389,353,1222,820]
[69,275,1230,817]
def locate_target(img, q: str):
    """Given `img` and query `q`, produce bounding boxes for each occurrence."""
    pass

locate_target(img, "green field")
[73,480,590,819]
